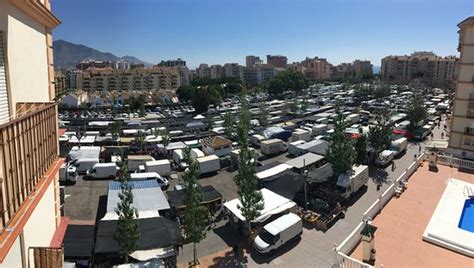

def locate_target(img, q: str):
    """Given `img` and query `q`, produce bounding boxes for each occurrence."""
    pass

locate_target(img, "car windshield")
[259,229,275,245]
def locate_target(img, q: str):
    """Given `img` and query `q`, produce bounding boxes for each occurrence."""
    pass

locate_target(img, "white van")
[86,163,119,179]
[130,172,169,189]
[253,213,302,254]
[59,163,78,185]
[375,150,396,166]
[70,158,99,174]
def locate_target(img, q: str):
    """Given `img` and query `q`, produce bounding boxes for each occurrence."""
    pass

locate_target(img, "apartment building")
[266,55,287,68]
[447,17,474,160]
[115,60,131,70]
[298,57,332,80]
[223,63,242,78]
[210,64,224,79]
[76,60,112,70]
[240,65,278,86]
[197,63,210,78]
[352,60,373,78]
[381,52,457,84]
[54,70,67,95]
[157,58,186,67]
[0,0,66,267]
[245,55,262,67]
[75,67,179,92]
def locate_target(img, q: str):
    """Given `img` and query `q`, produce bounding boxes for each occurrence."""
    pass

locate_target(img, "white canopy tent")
[256,163,293,180]
[224,188,296,223]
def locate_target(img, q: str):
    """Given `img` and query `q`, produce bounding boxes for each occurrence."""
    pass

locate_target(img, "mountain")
[53,40,151,69]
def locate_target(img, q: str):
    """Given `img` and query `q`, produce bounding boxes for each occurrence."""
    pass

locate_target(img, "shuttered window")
[0,31,9,124]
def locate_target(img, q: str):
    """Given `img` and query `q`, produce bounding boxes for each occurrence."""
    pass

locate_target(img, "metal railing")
[437,155,474,170]
[0,103,58,231]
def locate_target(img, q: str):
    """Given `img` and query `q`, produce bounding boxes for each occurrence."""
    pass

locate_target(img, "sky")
[51,0,474,68]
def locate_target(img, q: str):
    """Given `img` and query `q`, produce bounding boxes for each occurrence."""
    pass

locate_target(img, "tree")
[355,133,368,164]
[290,98,299,114]
[177,85,195,102]
[111,121,122,139]
[373,83,391,101]
[156,127,170,147]
[135,132,146,152]
[300,94,309,112]
[192,87,210,114]
[234,102,264,231]
[326,103,356,176]
[223,111,234,139]
[181,147,208,266]
[368,109,392,154]
[353,84,373,104]
[208,84,222,106]
[258,102,269,128]
[113,165,139,263]
[406,86,428,135]
[267,69,308,95]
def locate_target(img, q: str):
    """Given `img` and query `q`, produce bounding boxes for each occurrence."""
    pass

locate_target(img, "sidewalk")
[177,247,240,268]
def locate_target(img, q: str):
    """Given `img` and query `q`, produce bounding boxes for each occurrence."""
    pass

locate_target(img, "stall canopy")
[260,169,305,200]
[224,188,296,223]
[94,217,183,255]
[167,185,222,209]
[64,225,95,260]
[256,163,293,180]
[102,180,170,221]
[307,163,334,183]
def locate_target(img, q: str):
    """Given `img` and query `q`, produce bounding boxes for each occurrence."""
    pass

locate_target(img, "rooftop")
[349,164,474,267]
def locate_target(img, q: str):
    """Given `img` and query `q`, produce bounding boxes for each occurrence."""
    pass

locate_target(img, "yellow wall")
[0,1,50,116]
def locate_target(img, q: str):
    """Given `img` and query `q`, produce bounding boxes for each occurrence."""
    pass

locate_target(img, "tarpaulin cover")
[64,225,95,258]
[94,217,183,254]
[260,169,305,200]
[167,185,222,209]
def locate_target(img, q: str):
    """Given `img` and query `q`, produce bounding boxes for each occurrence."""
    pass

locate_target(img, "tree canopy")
[267,69,309,95]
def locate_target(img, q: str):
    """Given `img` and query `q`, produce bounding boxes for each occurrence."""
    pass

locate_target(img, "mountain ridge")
[53,40,152,69]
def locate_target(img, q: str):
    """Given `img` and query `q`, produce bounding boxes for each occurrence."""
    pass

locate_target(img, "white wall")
[2,235,22,268]
[22,179,57,268]
[0,1,50,115]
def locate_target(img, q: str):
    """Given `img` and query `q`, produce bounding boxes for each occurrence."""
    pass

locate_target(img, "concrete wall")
[464,27,474,44]
[458,65,474,82]
[460,45,474,64]
[454,83,474,100]
[0,1,49,116]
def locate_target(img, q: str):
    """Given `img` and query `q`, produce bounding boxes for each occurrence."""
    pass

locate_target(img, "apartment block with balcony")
[0,0,66,267]
[448,17,474,159]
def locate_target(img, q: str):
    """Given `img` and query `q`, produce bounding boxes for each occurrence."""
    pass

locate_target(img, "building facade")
[73,67,179,92]
[245,55,262,67]
[0,0,66,267]
[266,55,287,68]
[381,52,457,84]
[157,58,186,67]
[447,17,474,160]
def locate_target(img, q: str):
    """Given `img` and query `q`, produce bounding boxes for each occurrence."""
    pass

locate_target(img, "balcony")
[465,127,474,136]
[30,247,63,267]
[0,103,58,230]
[468,111,474,118]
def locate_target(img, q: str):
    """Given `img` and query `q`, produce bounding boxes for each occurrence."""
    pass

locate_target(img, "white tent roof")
[193,114,205,120]
[224,188,296,223]
[256,164,293,180]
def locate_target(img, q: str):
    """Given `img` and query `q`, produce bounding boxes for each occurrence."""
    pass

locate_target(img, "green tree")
[267,69,308,95]
[290,97,299,114]
[135,132,146,152]
[181,147,208,266]
[368,109,392,154]
[223,111,234,139]
[176,85,195,102]
[353,84,374,104]
[355,133,368,164]
[373,83,391,101]
[208,84,222,106]
[406,86,428,135]
[111,121,122,139]
[326,103,356,176]
[258,102,269,128]
[113,165,139,263]
[234,102,264,231]
[192,87,210,114]
[156,127,170,147]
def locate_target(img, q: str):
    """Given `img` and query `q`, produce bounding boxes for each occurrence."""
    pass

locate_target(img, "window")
[0,31,10,124]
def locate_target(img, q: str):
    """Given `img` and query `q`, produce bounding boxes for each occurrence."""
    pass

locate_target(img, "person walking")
[391,161,396,172]
[441,132,444,139]
[418,144,422,153]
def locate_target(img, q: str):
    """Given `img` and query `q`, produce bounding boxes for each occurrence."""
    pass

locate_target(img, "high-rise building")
[0,0,66,267]
[223,63,242,78]
[266,55,288,68]
[240,65,278,86]
[197,64,210,78]
[447,17,474,160]
[352,60,373,78]
[175,66,190,86]
[157,58,186,67]
[297,57,333,80]
[381,52,457,84]
[245,55,262,67]
[54,70,67,94]
[76,60,113,70]
[210,64,224,79]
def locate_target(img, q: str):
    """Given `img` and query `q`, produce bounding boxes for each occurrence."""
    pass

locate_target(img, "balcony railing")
[30,246,63,268]
[0,103,58,230]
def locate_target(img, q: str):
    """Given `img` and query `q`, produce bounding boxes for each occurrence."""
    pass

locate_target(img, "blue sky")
[51,0,474,68]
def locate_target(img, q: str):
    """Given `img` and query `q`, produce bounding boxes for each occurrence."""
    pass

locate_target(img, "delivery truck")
[288,140,306,156]
[197,155,220,174]
[250,134,267,147]
[86,163,119,179]
[260,139,287,155]
[59,163,78,185]
[173,149,188,169]
[145,159,171,177]
[291,129,311,142]
[253,213,303,254]
[127,155,155,172]
[336,165,369,199]
[312,124,328,136]
[389,137,408,157]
